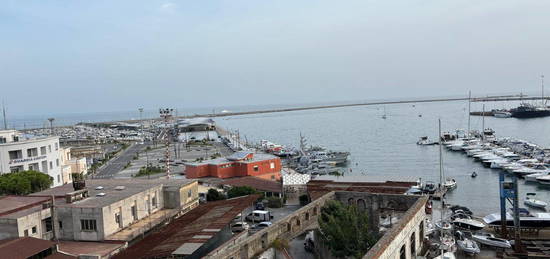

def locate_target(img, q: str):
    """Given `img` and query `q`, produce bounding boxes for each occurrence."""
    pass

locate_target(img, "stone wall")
[203,192,336,259]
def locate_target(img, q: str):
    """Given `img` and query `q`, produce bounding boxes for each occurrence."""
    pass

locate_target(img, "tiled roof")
[114,194,260,259]
[0,237,56,259]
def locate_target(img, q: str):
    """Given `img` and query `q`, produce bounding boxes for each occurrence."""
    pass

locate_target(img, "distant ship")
[510,75,550,118]
[510,103,550,118]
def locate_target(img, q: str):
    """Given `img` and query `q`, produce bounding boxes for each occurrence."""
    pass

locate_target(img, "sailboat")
[435,119,456,258]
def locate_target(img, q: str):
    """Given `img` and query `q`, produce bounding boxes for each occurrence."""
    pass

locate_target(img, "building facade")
[0,130,64,187]
[0,179,199,242]
[185,151,281,180]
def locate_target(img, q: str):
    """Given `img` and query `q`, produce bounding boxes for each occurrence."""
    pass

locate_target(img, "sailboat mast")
[468,91,471,137]
[438,119,445,223]
[482,104,485,141]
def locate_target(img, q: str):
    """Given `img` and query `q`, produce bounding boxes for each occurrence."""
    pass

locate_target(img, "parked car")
[252,221,272,230]
[230,222,249,232]
[233,213,243,221]
[246,210,273,222]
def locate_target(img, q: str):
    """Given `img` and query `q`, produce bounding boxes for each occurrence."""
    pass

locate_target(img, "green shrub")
[267,196,283,208]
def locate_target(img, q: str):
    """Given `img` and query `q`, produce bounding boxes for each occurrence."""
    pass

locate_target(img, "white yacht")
[526,172,550,182]
[524,193,548,209]
[537,175,550,185]
[471,233,511,249]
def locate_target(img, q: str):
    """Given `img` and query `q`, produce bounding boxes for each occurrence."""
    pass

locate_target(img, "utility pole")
[2,101,7,130]
[48,118,55,136]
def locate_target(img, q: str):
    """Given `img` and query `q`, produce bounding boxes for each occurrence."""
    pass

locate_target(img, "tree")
[227,186,258,199]
[318,200,376,258]
[206,189,226,201]
[0,170,52,195]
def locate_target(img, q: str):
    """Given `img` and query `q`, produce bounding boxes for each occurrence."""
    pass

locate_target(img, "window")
[27,148,38,157]
[40,146,47,155]
[32,226,37,234]
[59,221,63,230]
[8,150,22,160]
[48,145,52,152]
[400,244,406,259]
[28,163,39,171]
[271,175,275,180]
[253,165,259,172]
[44,217,53,232]
[56,159,59,167]
[0,137,6,144]
[55,143,59,150]
[152,196,157,207]
[188,190,192,198]
[10,166,23,173]
[419,221,424,241]
[81,219,97,231]
[49,161,53,169]
[13,135,19,142]
[57,175,61,183]
[24,229,29,236]
[270,162,275,169]
[131,205,138,220]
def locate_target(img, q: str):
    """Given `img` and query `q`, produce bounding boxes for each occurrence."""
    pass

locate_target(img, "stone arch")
[357,199,366,211]
[348,197,355,205]
[313,206,318,215]
[287,222,291,232]
[305,211,310,221]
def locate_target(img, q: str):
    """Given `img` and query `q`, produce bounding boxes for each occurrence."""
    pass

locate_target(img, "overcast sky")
[2,0,549,115]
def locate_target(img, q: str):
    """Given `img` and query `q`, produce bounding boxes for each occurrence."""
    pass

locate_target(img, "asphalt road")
[95,143,146,178]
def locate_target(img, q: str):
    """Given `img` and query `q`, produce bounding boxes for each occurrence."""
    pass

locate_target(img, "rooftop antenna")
[2,101,7,130]
[47,118,55,136]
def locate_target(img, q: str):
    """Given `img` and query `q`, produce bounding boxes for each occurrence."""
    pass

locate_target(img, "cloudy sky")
[1,0,549,115]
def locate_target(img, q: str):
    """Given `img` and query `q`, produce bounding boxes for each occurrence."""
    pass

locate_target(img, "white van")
[245,210,273,222]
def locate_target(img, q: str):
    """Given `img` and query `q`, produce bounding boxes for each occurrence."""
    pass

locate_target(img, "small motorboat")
[471,233,511,249]
[435,220,453,231]
[423,181,437,194]
[524,193,547,209]
[417,136,438,145]
[443,178,457,190]
[452,217,485,231]
[455,231,480,255]
[471,171,478,178]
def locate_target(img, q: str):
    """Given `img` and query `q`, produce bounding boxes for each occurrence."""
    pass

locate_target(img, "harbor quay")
[2,111,550,258]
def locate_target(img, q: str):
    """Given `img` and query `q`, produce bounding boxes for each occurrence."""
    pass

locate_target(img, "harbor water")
[216,101,550,216]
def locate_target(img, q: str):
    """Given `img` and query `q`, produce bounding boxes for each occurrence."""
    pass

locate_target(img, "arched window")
[347,198,355,205]
[357,199,366,211]
[305,212,310,221]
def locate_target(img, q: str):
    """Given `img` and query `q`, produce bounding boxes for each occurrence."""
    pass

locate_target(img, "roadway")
[95,143,147,178]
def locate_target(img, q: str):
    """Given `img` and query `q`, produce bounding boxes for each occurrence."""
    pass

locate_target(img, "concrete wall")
[0,207,54,240]
[0,218,19,239]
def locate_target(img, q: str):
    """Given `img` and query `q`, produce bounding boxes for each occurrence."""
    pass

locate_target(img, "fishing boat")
[524,193,548,209]
[471,233,511,249]
[455,231,480,255]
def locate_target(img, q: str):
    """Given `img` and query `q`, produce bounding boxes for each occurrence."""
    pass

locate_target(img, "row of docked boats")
[443,132,550,186]
[259,136,350,176]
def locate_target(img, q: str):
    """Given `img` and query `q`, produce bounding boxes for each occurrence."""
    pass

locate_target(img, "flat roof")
[58,241,125,258]
[30,178,195,208]
[114,194,260,259]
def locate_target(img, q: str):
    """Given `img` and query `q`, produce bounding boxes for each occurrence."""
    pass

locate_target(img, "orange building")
[184,151,281,180]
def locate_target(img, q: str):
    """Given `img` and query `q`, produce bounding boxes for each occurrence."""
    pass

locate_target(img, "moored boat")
[471,233,511,249]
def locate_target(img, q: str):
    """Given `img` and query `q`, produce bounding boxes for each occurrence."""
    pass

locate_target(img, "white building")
[0,130,64,187]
